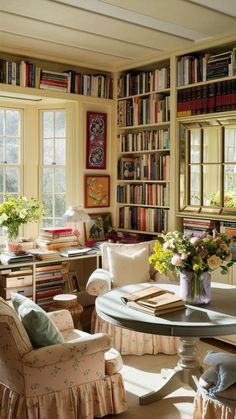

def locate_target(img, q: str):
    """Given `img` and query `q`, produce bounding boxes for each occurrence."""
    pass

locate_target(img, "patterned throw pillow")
[11,292,64,348]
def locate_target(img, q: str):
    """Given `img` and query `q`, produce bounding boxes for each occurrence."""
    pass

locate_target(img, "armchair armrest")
[47,309,74,331]
[86,268,111,296]
[22,332,111,367]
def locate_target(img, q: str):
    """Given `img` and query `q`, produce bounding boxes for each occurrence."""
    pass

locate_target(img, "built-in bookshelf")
[0,53,113,99]
[116,61,171,235]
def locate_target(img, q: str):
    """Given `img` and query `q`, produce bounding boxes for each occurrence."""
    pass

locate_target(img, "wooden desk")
[0,251,100,307]
[96,282,236,405]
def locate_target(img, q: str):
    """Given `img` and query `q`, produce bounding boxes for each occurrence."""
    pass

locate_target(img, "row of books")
[0,59,113,99]
[118,206,168,233]
[35,262,69,308]
[117,94,170,127]
[177,49,236,86]
[117,66,170,98]
[118,128,170,153]
[118,154,170,181]
[117,183,170,207]
[36,227,79,250]
[177,80,236,117]
[183,218,220,238]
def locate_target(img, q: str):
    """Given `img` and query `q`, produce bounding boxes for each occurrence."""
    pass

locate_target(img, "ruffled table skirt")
[92,311,179,355]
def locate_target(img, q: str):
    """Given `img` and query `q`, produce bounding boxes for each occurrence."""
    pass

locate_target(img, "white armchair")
[86,240,179,355]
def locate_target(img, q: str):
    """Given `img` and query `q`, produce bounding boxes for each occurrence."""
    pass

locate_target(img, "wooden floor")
[202,338,236,353]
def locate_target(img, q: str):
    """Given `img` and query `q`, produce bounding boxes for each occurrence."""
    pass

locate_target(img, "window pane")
[190,165,201,205]
[0,169,3,192]
[43,139,54,164]
[224,165,236,208]
[203,127,221,163]
[43,112,54,138]
[0,111,4,135]
[41,110,66,227]
[203,164,221,206]
[43,168,53,193]
[6,168,19,193]
[0,137,4,162]
[55,168,66,193]
[6,137,19,163]
[55,139,66,164]
[225,129,236,163]
[55,111,66,137]
[6,110,20,136]
[55,194,66,216]
[43,194,53,217]
[190,129,201,163]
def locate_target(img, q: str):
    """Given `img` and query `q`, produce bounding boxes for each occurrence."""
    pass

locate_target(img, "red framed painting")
[86,111,107,169]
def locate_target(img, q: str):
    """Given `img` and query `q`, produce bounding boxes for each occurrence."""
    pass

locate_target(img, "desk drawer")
[0,275,33,288]
[0,286,33,300]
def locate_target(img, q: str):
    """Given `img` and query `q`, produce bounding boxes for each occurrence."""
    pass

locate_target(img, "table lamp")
[63,206,90,245]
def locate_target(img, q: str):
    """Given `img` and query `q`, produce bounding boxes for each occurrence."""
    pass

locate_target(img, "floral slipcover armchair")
[86,240,179,356]
[0,297,127,419]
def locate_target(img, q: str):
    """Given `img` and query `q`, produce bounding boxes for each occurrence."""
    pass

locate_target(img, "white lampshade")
[63,206,90,223]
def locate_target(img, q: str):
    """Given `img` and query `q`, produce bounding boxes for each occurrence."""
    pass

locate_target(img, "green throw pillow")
[11,292,64,348]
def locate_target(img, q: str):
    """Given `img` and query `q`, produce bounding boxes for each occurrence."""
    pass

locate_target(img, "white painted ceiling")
[1,0,236,72]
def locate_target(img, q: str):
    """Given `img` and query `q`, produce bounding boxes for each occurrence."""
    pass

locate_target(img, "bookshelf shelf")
[117,122,170,131]
[0,53,113,100]
[117,88,170,100]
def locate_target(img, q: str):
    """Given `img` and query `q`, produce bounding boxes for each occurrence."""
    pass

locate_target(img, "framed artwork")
[86,111,107,169]
[84,175,110,208]
[84,212,112,242]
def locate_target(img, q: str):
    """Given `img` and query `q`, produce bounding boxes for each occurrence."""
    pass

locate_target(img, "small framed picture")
[86,111,107,169]
[84,175,110,208]
[84,212,112,242]
[119,156,135,180]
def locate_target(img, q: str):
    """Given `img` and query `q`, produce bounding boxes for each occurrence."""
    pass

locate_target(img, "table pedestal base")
[140,336,203,405]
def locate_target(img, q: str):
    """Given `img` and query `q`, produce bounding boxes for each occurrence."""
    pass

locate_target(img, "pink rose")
[171,254,183,267]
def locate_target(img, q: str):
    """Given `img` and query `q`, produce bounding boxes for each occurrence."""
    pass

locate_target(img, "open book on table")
[121,285,185,316]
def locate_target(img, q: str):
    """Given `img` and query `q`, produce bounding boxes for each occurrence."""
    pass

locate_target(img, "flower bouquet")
[149,230,233,305]
[0,195,44,251]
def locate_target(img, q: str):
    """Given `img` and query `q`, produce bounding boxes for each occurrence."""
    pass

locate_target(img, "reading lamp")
[63,206,90,245]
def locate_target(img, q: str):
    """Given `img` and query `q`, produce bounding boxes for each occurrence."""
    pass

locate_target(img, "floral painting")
[84,175,110,208]
[86,112,107,169]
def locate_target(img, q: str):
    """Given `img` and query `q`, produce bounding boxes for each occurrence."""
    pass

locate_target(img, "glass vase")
[3,226,21,252]
[179,270,211,305]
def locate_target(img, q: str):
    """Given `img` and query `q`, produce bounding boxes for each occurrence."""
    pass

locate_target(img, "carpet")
[106,340,225,419]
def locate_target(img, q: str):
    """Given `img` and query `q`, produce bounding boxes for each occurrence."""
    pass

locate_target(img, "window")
[179,120,236,215]
[0,108,21,203]
[41,110,66,227]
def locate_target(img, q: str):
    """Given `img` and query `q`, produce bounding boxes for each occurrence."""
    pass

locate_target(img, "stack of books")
[122,285,185,316]
[0,251,34,265]
[220,221,236,261]
[40,70,70,92]
[36,227,80,250]
[27,248,60,261]
[183,218,220,238]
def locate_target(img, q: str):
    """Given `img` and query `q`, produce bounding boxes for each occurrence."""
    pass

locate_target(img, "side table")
[48,294,83,330]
